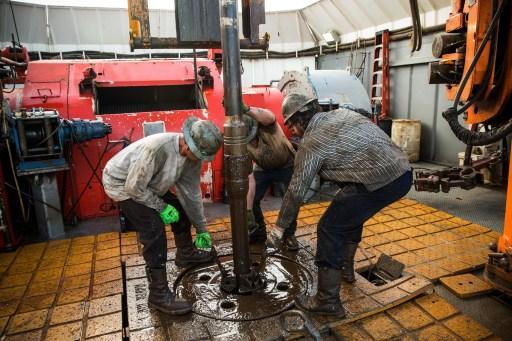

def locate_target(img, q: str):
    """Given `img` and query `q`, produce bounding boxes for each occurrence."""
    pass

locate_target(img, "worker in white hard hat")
[102,116,223,315]
[269,93,411,318]
[241,103,299,250]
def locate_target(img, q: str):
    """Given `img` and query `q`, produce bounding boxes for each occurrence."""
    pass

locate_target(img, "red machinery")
[3,57,284,222]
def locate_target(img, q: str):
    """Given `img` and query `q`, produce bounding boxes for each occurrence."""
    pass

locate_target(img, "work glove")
[159,204,180,225]
[221,100,250,115]
[241,102,251,115]
[194,231,212,249]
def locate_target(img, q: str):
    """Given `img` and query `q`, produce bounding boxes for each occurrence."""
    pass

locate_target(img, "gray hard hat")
[241,114,258,143]
[281,93,317,123]
[183,116,223,161]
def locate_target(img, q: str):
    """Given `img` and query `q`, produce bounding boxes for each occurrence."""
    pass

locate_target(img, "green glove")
[194,231,212,249]
[159,204,179,225]
[241,102,250,115]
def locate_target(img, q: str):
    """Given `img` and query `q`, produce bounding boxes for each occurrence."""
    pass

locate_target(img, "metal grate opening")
[95,84,198,114]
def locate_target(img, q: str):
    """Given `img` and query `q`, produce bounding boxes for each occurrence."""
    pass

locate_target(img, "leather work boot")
[174,230,214,267]
[340,242,359,283]
[249,224,267,243]
[283,234,299,251]
[295,267,346,317]
[146,267,192,315]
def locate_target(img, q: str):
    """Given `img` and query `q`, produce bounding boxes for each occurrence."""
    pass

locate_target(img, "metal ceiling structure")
[1,0,451,52]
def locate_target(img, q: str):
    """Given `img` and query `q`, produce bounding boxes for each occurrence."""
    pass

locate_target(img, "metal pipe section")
[130,37,269,51]
[219,0,252,291]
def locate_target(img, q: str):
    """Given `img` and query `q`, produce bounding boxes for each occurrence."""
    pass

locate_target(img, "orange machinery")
[426,0,512,293]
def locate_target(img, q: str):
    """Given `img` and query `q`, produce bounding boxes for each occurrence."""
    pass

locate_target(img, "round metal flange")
[175,254,312,321]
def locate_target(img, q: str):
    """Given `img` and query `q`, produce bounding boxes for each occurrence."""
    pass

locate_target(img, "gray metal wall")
[318,33,466,165]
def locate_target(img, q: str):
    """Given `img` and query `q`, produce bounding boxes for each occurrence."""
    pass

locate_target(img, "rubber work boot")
[340,242,359,283]
[295,267,346,317]
[248,210,266,243]
[174,230,214,267]
[283,234,299,251]
[248,213,267,244]
[146,267,192,315]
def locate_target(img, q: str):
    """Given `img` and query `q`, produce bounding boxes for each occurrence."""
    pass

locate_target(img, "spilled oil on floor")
[0,198,502,340]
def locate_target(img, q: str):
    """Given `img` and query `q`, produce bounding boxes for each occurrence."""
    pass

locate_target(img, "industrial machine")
[278,69,371,114]
[3,106,111,239]
[7,108,111,175]
[0,0,279,247]
[418,0,512,293]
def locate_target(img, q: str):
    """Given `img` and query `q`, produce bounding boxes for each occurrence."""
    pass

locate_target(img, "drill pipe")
[220,0,253,291]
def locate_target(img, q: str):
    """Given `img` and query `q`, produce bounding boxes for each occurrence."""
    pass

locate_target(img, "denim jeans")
[253,165,297,237]
[316,171,412,269]
[119,192,191,267]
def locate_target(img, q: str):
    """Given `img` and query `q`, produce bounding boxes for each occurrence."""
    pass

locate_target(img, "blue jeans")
[253,165,297,237]
[316,171,412,269]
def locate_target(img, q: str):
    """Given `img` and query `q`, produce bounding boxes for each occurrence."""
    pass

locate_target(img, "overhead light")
[322,30,340,45]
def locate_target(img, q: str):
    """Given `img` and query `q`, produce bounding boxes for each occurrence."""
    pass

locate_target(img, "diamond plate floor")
[333,292,495,341]
[0,195,508,340]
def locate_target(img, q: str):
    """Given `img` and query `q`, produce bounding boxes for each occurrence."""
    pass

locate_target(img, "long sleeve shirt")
[247,121,295,171]
[276,109,411,229]
[102,133,207,232]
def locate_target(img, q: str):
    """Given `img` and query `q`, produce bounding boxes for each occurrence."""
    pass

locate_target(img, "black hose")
[443,0,509,146]
[1,68,17,94]
[409,0,418,52]
[463,125,478,166]
[414,0,423,51]
[443,108,512,146]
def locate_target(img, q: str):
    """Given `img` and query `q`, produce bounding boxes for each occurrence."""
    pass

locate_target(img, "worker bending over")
[102,117,222,315]
[270,94,411,317]
[242,104,299,250]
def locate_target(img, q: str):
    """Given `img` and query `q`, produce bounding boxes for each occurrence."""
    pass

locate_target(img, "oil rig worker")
[102,117,223,315]
[271,93,411,317]
[241,103,299,250]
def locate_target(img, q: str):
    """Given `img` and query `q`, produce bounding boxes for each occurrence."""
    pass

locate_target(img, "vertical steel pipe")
[219,0,252,290]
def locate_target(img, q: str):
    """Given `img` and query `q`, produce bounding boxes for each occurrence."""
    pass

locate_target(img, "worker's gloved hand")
[194,231,212,249]
[159,204,180,225]
[222,99,250,115]
[265,226,285,254]
[241,102,251,115]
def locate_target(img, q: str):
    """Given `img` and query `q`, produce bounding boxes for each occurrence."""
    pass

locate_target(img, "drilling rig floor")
[0,193,509,340]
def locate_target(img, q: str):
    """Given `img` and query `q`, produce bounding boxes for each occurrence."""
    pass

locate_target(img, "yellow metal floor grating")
[440,273,495,299]
[0,198,501,340]
[333,293,495,341]
[0,233,130,340]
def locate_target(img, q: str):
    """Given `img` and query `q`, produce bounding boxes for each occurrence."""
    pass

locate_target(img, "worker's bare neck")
[178,136,187,156]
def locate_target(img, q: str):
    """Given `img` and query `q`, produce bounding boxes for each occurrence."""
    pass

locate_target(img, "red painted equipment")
[4,57,285,221]
[0,45,29,84]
